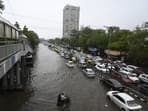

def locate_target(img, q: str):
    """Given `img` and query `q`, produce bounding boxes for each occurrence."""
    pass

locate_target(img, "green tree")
[127,27,148,66]
[69,29,80,47]
[22,26,39,49]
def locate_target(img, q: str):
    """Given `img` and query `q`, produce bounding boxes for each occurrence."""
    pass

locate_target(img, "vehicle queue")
[49,45,148,111]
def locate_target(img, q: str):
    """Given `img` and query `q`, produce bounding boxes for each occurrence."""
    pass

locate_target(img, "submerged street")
[0,44,147,111]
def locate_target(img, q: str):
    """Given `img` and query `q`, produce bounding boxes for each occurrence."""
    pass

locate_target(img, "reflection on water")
[0,44,66,111]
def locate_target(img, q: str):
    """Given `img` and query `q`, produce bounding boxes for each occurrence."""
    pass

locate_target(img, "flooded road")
[0,44,147,111]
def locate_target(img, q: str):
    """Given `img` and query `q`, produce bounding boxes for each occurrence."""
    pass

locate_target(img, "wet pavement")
[0,44,147,111]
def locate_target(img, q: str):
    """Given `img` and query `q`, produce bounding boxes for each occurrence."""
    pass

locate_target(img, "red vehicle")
[111,70,133,86]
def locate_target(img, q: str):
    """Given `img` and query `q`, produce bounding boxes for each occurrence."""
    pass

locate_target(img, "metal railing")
[0,44,23,62]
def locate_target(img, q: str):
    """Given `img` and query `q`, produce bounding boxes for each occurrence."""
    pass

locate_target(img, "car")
[101,78,124,91]
[107,63,115,70]
[60,52,64,57]
[78,60,87,68]
[132,68,145,76]
[111,70,133,85]
[66,61,75,68]
[107,91,142,111]
[82,68,96,78]
[94,57,103,65]
[95,63,109,73]
[139,84,148,96]
[120,63,128,68]
[119,70,139,83]
[127,65,138,70]
[64,54,70,59]
[139,74,148,83]
[127,73,139,83]
[121,67,133,73]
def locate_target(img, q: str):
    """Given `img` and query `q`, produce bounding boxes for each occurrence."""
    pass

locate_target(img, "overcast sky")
[2,0,148,39]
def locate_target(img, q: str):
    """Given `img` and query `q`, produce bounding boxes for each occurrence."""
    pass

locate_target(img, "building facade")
[63,5,80,38]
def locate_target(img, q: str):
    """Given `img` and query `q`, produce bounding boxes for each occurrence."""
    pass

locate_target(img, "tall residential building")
[63,5,80,38]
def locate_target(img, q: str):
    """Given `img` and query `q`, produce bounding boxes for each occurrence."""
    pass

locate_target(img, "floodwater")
[0,44,147,111]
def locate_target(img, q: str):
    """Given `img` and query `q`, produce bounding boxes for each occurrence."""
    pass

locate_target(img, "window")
[0,22,4,38]
[107,80,112,85]
[114,95,125,104]
[12,28,16,39]
[5,25,11,38]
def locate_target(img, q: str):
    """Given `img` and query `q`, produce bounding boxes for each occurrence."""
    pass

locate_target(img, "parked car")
[121,67,133,73]
[78,60,87,68]
[113,60,123,65]
[139,84,148,96]
[95,63,109,73]
[82,68,96,78]
[132,68,145,76]
[94,57,103,65]
[66,61,75,68]
[64,54,70,59]
[139,74,148,83]
[107,91,142,111]
[119,70,139,84]
[127,65,138,70]
[107,63,115,70]
[101,78,124,91]
[111,70,133,85]
[60,52,64,57]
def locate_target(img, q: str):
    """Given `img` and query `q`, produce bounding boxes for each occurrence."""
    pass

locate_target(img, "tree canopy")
[22,25,39,49]
[49,22,148,66]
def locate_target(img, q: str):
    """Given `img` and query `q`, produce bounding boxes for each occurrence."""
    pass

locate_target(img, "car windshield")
[127,100,138,106]
[87,69,93,73]
[129,74,136,77]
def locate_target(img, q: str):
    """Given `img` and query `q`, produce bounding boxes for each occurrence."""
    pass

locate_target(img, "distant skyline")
[2,0,148,39]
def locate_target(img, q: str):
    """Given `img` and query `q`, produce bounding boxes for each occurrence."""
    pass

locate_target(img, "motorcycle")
[57,95,71,108]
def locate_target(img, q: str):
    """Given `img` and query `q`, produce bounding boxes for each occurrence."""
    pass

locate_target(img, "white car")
[107,91,142,111]
[66,61,75,68]
[127,65,138,70]
[127,73,139,83]
[82,68,96,78]
[119,70,133,75]
[139,74,148,83]
[121,67,133,73]
[95,63,109,73]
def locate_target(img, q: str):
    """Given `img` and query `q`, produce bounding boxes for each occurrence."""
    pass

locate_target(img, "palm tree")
[0,0,4,10]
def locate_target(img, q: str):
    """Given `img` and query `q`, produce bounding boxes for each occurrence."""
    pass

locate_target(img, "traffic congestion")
[49,44,148,111]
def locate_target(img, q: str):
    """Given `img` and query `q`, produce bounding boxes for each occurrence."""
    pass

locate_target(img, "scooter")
[57,96,71,108]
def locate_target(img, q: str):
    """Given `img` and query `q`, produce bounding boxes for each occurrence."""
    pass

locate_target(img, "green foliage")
[127,26,148,66]
[22,26,39,49]
[109,41,128,51]
[49,22,148,66]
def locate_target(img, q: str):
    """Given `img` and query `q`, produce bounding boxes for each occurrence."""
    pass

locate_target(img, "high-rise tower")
[63,5,80,38]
